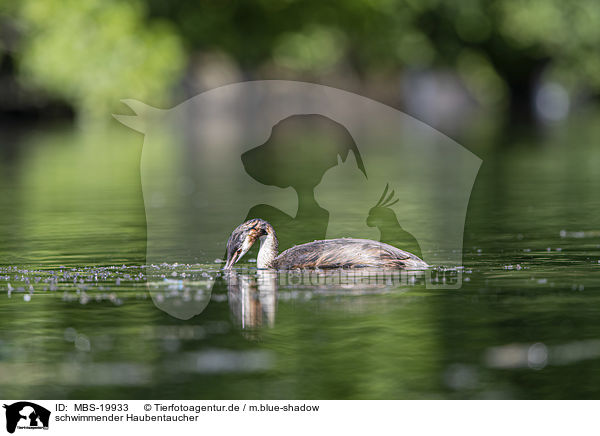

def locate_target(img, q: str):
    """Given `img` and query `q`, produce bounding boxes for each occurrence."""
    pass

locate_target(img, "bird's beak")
[223,252,240,270]
[223,233,257,270]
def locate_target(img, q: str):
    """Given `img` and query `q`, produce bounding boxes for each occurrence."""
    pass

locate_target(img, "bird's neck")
[376,213,403,239]
[257,227,279,269]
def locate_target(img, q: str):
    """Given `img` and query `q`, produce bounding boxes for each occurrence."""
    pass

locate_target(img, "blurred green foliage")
[500,0,600,89]
[2,0,184,123]
[1,0,600,121]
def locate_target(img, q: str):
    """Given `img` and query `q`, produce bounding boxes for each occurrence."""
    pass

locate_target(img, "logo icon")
[3,402,50,434]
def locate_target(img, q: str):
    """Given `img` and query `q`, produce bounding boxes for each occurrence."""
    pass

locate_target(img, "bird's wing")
[275,239,417,269]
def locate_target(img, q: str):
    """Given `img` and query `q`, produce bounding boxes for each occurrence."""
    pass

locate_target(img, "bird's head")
[223,219,271,270]
[367,184,399,228]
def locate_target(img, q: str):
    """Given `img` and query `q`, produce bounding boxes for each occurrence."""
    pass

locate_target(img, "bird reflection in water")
[225,270,278,334]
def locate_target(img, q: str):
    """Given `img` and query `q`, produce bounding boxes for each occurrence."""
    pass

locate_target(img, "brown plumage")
[224,218,428,270]
[274,238,423,269]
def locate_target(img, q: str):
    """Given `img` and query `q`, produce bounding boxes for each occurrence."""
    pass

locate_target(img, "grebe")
[223,218,428,270]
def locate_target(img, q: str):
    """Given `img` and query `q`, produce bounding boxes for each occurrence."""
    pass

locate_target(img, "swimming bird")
[223,218,428,270]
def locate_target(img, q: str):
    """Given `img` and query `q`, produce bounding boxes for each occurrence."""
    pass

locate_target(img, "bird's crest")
[373,183,399,208]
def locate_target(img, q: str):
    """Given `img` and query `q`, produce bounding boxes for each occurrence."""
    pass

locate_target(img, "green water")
[1,117,600,399]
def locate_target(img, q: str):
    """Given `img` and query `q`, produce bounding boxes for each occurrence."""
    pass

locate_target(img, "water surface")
[1,120,600,399]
